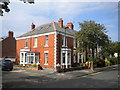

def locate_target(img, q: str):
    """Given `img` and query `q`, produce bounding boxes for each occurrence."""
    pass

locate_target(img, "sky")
[0,0,118,42]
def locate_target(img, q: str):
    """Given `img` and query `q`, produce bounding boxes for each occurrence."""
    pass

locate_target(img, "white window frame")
[34,37,38,48]
[62,35,67,47]
[62,52,66,65]
[73,54,76,63]
[62,35,65,47]
[78,53,83,63]
[73,39,76,48]
[26,53,35,64]
[25,39,28,48]
[44,51,49,65]
[45,35,48,47]
[67,52,71,65]
[61,49,71,68]
[20,52,24,64]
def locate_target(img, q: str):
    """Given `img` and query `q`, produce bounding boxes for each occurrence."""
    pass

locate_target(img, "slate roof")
[0,36,7,42]
[17,22,77,38]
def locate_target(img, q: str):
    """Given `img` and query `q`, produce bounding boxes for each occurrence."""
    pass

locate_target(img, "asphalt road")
[41,68,118,88]
[2,68,119,88]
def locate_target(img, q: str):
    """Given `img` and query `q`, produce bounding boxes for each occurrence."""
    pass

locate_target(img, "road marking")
[78,72,103,78]
[89,72,102,75]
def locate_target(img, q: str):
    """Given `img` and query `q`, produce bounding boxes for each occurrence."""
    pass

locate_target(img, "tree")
[117,42,120,64]
[100,41,119,58]
[75,20,110,71]
[0,0,34,16]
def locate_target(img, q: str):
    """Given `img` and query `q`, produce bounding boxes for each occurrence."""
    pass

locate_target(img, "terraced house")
[16,18,78,69]
[0,31,16,62]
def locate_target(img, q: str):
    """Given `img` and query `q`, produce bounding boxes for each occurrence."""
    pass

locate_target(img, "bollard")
[56,63,61,73]
[37,62,40,70]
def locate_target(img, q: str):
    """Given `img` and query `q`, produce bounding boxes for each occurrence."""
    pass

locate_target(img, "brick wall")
[16,33,55,68]
[56,34,74,65]
[2,37,16,58]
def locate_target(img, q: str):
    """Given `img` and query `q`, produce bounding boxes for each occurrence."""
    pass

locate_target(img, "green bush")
[28,64,31,66]
[18,64,23,67]
[107,57,117,65]
[93,57,105,67]
[80,63,84,67]
[32,63,37,67]
[71,63,80,67]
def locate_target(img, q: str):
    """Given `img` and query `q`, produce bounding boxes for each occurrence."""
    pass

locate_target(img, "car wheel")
[9,68,13,71]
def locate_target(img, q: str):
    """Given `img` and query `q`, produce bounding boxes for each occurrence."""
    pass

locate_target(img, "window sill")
[44,64,48,65]
[44,45,48,47]
[33,46,37,48]
[62,64,65,65]
[62,45,67,48]
[25,47,28,48]
[62,64,71,65]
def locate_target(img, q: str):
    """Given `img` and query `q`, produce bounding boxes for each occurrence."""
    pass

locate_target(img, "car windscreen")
[3,60,12,64]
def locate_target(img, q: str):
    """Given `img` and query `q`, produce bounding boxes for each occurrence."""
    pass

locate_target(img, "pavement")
[53,64,118,80]
[12,64,119,80]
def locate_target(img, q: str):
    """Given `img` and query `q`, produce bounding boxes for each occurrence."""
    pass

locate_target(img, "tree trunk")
[85,48,88,62]
[96,46,97,57]
[91,48,94,71]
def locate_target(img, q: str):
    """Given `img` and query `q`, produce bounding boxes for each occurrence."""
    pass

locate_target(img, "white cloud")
[34,0,119,2]
[1,1,118,40]
[10,0,119,2]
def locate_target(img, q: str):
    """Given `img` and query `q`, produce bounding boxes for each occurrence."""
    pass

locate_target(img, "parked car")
[0,60,13,71]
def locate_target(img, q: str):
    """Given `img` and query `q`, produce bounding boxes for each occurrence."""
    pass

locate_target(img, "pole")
[65,27,68,68]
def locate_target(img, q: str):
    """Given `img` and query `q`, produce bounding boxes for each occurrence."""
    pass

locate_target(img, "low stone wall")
[57,66,86,73]
[13,66,39,71]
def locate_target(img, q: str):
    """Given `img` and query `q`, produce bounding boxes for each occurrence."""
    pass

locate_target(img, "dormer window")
[25,39,28,48]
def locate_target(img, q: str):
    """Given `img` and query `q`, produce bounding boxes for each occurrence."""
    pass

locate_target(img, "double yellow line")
[78,72,103,78]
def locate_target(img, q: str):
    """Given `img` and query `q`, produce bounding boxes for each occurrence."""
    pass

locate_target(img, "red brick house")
[16,18,78,69]
[0,31,16,62]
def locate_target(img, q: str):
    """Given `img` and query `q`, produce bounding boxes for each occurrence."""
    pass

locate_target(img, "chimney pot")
[58,18,63,28]
[8,31,13,37]
[66,23,74,29]
[31,23,35,30]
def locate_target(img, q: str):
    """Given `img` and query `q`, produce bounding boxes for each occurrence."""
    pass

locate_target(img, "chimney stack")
[31,23,35,30]
[66,23,74,30]
[8,31,13,37]
[58,18,63,28]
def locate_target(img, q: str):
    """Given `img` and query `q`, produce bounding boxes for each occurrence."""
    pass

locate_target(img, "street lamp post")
[64,27,68,69]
